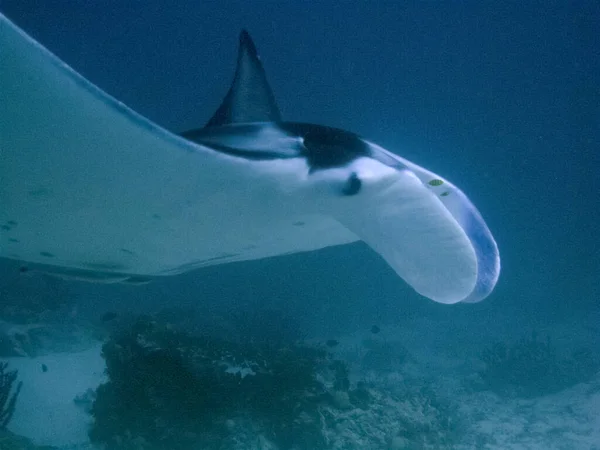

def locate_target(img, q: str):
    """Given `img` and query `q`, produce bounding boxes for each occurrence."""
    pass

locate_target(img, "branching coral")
[0,362,22,430]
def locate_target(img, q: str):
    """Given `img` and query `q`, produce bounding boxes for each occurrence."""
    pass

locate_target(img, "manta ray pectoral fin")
[0,13,287,277]
[205,30,282,127]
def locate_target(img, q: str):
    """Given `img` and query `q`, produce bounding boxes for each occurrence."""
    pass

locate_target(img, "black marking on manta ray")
[40,251,55,258]
[182,123,372,169]
[285,123,372,172]
[183,122,409,178]
[342,173,362,196]
[293,221,305,227]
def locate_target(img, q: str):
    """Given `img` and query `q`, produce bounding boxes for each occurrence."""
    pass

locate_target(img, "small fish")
[41,363,48,373]
[326,339,339,348]
[370,325,380,334]
[19,266,28,273]
[101,312,118,322]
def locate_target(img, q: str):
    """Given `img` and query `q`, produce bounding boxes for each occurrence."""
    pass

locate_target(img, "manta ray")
[0,14,500,304]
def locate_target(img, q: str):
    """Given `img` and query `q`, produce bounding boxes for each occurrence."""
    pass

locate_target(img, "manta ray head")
[180,29,499,304]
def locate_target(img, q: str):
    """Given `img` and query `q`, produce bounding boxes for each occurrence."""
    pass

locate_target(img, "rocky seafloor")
[1,306,599,450]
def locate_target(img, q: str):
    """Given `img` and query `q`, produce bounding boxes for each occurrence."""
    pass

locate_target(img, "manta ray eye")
[342,172,362,196]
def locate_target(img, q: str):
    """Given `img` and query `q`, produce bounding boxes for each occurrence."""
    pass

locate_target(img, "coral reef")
[0,362,22,431]
[90,318,350,450]
[478,331,600,398]
[90,317,460,449]
[320,383,461,449]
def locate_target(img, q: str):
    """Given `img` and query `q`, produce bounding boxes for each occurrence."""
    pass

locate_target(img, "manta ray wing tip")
[239,29,258,56]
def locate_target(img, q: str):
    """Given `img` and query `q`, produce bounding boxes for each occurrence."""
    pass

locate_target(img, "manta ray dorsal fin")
[205,30,282,127]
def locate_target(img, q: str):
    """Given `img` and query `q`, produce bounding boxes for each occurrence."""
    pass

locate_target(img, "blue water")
[1,1,599,448]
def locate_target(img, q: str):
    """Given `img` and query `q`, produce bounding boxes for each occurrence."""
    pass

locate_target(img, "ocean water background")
[0,1,599,448]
